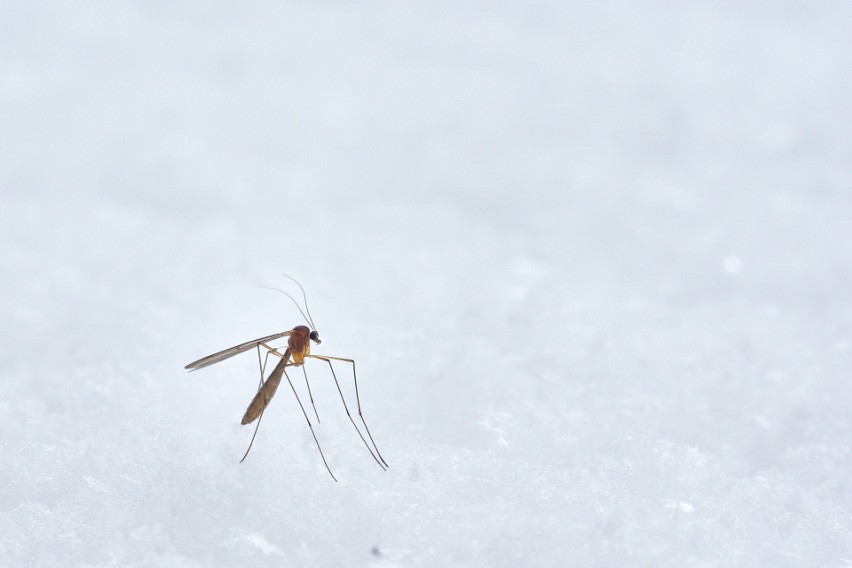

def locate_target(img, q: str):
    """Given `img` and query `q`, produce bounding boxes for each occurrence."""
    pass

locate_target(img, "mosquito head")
[309,330,321,345]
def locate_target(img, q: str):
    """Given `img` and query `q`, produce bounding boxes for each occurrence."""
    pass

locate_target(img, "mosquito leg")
[240,408,264,463]
[346,359,388,468]
[240,349,292,463]
[260,342,288,359]
[309,355,388,468]
[238,347,272,462]
[255,346,270,390]
[282,368,337,482]
[302,365,321,424]
[318,358,386,470]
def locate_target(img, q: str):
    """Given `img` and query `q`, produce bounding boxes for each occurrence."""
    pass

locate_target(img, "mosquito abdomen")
[241,356,288,425]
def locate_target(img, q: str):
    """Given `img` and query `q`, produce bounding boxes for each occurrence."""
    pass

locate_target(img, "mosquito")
[184,276,387,481]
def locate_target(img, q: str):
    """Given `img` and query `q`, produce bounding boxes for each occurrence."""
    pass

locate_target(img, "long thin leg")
[302,365,321,424]
[282,367,337,482]
[240,346,276,462]
[256,345,272,389]
[308,355,388,468]
[259,342,288,361]
[240,346,289,463]
[312,358,386,470]
[240,410,265,463]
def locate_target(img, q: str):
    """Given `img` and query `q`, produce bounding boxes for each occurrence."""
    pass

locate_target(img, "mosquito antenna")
[259,286,311,327]
[282,274,317,330]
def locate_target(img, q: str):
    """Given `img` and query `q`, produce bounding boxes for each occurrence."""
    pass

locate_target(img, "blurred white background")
[1,1,850,566]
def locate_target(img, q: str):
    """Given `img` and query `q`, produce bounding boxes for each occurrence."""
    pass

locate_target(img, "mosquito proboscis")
[184,276,387,481]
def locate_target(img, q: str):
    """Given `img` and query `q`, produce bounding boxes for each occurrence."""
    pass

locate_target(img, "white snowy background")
[1,1,851,566]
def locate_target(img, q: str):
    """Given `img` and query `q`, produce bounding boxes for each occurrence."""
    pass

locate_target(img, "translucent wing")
[185,331,291,371]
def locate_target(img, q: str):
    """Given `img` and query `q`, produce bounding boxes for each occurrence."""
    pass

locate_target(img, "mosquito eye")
[310,331,319,341]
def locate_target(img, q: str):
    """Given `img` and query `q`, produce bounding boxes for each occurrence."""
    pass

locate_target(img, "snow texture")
[2,1,851,566]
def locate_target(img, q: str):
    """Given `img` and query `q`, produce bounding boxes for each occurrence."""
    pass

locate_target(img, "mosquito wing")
[185,331,292,371]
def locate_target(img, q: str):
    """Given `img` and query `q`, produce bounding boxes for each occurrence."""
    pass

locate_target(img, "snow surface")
[2,1,851,566]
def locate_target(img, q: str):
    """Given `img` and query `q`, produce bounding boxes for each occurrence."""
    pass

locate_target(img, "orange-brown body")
[286,325,313,365]
[240,325,316,425]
